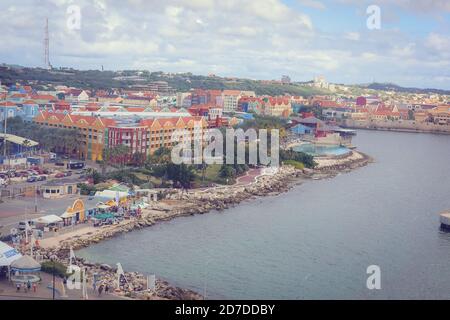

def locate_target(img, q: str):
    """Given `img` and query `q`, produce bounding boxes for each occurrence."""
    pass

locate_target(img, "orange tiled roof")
[0,101,17,107]
[31,94,56,100]
[223,90,241,96]
[127,107,145,112]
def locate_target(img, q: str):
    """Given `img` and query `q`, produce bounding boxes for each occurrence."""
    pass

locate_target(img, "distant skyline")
[0,0,450,90]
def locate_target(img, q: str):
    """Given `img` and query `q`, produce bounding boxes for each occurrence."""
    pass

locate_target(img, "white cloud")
[426,33,450,52]
[344,32,360,41]
[0,0,448,88]
[298,0,326,10]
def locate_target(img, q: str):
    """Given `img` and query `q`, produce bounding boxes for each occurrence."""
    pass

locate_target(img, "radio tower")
[44,18,51,69]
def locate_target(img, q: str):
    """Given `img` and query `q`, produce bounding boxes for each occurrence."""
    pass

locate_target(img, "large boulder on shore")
[100,264,112,271]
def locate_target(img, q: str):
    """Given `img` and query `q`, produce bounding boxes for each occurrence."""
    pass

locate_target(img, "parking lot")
[0,159,97,237]
[0,194,100,237]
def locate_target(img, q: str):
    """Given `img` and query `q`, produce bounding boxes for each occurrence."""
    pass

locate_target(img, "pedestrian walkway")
[0,273,122,300]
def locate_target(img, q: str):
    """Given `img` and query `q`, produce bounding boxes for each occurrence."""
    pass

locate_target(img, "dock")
[439,211,450,229]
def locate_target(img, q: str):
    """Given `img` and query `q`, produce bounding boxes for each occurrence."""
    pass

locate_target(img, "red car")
[55,173,65,178]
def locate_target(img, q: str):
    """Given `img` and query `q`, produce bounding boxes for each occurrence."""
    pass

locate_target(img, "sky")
[0,0,450,89]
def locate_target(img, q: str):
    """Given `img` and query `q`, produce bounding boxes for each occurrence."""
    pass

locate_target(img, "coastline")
[342,120,450,135]
[33,150,372,300]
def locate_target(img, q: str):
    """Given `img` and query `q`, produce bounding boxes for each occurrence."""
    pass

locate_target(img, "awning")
[33,214,63,225]
[60,211,75,219]
[0,241,22,267]
[10,255,41,272]
[97,204,111,210]
[0,134,39,147]
[92,213,115,220]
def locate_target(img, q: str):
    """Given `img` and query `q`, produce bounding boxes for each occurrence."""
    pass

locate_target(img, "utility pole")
[3,115,9,182]
[3,114,6,159]
[34,185,38,213]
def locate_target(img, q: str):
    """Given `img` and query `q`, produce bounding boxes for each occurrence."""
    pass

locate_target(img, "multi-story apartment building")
[191,89,208,105]
[222,90,241,113]
[139,116,207,154]
[33,111,117,161]
[33,111,208,161]
[177,92,191,107]
[262,97,292,118]
[430,105,450,125]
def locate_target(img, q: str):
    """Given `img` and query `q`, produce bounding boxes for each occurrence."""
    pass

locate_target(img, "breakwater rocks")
[314,151,373,176]
[35,247,202,300]
[37,152,371,300]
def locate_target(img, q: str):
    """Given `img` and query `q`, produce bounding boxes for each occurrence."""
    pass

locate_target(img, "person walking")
[104,284,109,294]
[32,282,37,293]
[98,284,104,296]
[16,283,21,292]
[27,280,31,292]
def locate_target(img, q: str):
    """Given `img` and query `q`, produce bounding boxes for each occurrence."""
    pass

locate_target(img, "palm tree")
[111,145,131,168]
[100,147,111,175]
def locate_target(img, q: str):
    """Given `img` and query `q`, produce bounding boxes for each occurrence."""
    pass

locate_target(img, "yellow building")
[33,111,116,161]
[262,97,292,118]
[430,105,450,125]
[61,199,85,226]
[140,116,207,154]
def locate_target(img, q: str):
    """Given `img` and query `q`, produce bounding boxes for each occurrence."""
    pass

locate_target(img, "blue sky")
[0,0,449,89]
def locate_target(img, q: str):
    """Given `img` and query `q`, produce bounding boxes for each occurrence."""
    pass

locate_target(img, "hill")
[0,65,328,96]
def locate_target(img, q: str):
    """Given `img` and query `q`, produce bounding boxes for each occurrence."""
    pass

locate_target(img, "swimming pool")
[293,143,350,156]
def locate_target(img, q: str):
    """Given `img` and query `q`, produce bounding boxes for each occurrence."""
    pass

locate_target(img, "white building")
[222,90,241,113]
[176,92,191,107]
[209,107,223,120]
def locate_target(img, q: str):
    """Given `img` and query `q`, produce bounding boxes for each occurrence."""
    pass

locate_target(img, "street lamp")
[50,254,57,300]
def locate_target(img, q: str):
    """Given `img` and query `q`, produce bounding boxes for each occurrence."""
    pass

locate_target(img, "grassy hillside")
[0,66,329,96]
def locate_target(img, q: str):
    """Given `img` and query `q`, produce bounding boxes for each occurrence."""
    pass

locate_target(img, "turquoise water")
[78,130,450,299]
[293,143,350,156]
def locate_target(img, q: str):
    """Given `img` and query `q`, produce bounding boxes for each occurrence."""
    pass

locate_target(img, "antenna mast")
[44,18,50,69]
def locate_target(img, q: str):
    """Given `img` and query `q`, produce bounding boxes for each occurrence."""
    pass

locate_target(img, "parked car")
[55,162,65,166]
[55,172,65,178]
[64,171,73,177]
[16,171,28,177]
[37,175,47,181]
[27,176,38,183]
[18,221,35,231]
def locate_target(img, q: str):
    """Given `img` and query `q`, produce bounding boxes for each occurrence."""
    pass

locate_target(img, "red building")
[108,126,149,163]
[356,96,367,106]
[54,101,71,111]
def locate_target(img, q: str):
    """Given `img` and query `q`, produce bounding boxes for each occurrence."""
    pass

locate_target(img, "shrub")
[41,261,72,278]
[77,183,96,196]
[283,160,305,170]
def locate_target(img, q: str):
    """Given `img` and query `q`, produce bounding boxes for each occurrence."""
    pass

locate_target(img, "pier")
[439,211,450,229]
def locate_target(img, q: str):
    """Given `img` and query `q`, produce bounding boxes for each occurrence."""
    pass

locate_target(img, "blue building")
[0,102,20,122]
[21,101,40,122]
[290,124,313,135]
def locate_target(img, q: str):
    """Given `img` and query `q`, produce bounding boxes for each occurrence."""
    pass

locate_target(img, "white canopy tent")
[10,255,41,273]
[94,190,128,200]
[0,241,22,267]
[33,215,63,225]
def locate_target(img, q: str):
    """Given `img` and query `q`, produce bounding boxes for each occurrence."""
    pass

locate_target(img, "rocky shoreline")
[33,150,372,300]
